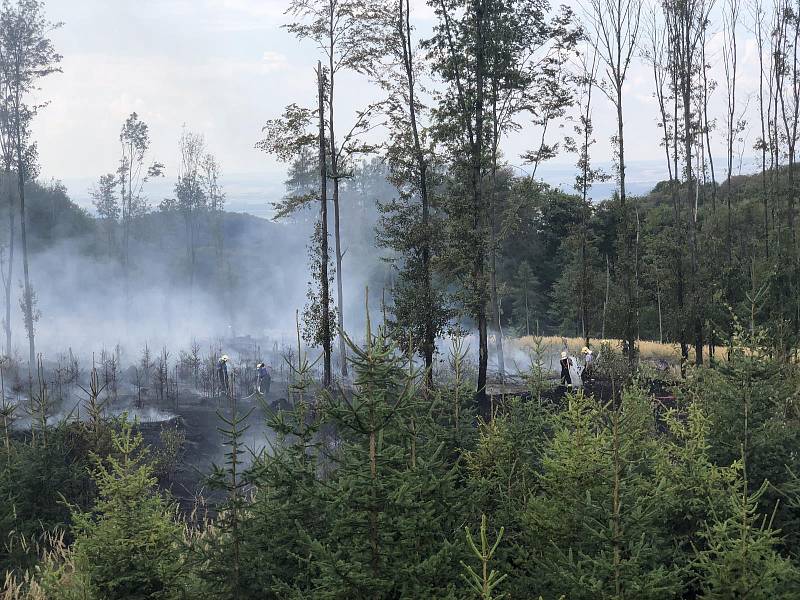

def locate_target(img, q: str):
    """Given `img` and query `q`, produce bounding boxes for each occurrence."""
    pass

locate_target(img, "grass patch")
[512,335,724,363]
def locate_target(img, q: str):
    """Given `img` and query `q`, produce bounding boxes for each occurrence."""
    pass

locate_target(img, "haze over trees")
[5,0,800,598]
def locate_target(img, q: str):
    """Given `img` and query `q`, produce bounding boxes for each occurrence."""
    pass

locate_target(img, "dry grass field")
[512,335,725,364]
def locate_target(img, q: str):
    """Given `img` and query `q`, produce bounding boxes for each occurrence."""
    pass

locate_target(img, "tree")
[91,173,119,254]
[460,514,508,600]
[237,328,326,597]
[584,0,642,364]
[723,0,742,260]
[693,477,800,599]
[564,44,608,344]
[117,112,163,314]
[202,395,254,597]
[201,151,226,297]
[663,0,715,365]
[71,418,188,599]
[306,314,465,598]
[378,0,451,387]
[285,0,384,379]
[257,81,334,387]
[175,128,207,303]
[0,30,14,359]
[485,0,577,381]
[0,0,62,376]
[508,260,539,335]
[424,0,492,415]
[529,389,681,599]
[427,0,577,412]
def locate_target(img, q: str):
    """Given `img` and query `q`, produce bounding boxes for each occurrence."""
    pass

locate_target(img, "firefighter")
[256,362,271,395]
[217,355,230,392]
[559,351,572,388]
[581,346,594,381]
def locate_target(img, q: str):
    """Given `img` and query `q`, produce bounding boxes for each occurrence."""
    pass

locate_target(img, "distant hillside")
[0,177,391,355]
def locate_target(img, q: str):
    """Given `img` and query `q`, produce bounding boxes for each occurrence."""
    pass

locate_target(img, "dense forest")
[3,0,800,598]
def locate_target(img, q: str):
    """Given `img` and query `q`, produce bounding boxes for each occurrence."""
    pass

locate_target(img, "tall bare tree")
[0,0,61,374]
[90,173,119,254]
[117,112,163,313]
[257,70,334,388]
[663,0,715,364]
[377,0,447,388]
[753,0,771,256]
[175,128,207,304]
[777,1,800,251]
[568,44,608,345]
[723,0,741,259]
[0,31,15,358]
[585,0,643,364]
[285,0,384,379]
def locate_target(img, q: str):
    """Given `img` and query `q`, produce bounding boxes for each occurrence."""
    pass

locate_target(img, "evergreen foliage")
[70,417,187,599]
[693,478,800,599]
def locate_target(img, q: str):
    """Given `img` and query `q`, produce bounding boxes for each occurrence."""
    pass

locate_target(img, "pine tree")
[201,386,254,599]
[695,322,800,537]
[430,337,478,453]
[237,316,327,598]
[460,514,508,600]
[306,303,465,598]
[529,389,679,599]
[693,477,800,598]
[463,397,550,597]
[652,399,739,589]
[70,417,187,599]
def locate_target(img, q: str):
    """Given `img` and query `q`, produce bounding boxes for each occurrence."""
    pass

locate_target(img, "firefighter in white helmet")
[581,346,594,382]
[217,354,230,391]
[559,351,572,388]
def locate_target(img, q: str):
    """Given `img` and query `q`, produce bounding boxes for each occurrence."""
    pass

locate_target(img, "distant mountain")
[59,172,286,219]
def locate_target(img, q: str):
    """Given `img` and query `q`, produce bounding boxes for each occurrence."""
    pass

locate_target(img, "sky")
[31,0,767,214]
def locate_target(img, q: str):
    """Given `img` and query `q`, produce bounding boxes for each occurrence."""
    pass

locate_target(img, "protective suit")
[257,363,271,395]
[217,355,229,391]
[560,352,572,387]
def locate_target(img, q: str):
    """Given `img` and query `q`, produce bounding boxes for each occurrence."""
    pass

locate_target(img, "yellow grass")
[512,335,724,363]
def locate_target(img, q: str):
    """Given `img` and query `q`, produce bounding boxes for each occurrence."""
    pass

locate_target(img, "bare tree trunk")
[489,110,505,382]
[474,0,488,417]
[318,62,332,389]
[724,0,740,260]
[328,24,348,380]
[332,181,347,377]
[525,286,530,337]
[616,90,636,364]
[700,31,717,217]
[758,9,769,258]
[602,254,609,339]
[4,175,13,357]
[399,0,435,387]
[683,19,702,367]
[18,167,33,375]
[15,107,33,377]
[657,281,663,344]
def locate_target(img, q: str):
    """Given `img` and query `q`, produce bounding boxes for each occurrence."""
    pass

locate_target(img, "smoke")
[0,206,388,368]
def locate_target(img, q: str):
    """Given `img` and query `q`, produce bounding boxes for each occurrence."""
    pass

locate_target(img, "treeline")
[4,325,800,598]
[257,0,800,417]
[489,165,800,354]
